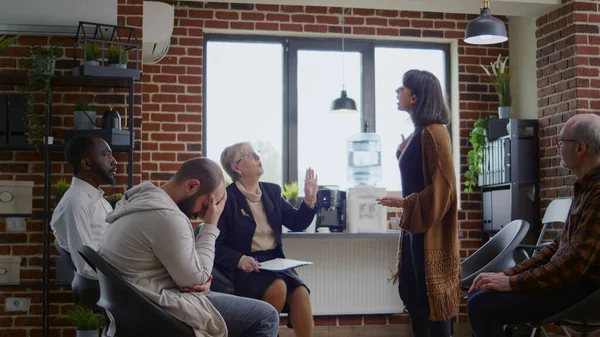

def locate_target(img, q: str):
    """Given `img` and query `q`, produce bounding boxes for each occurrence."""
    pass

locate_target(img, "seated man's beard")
[177,195,200,219]
[92,165,116,185]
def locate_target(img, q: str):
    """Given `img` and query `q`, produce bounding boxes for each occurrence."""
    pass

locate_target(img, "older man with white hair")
[466,113,600,337]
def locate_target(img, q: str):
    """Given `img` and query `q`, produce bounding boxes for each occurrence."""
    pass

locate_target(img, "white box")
[0,181,34,214]
[347,186,387,233]
[0,256,22,284]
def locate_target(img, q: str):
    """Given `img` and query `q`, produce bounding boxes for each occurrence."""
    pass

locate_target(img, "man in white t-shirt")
[51,135,117,280]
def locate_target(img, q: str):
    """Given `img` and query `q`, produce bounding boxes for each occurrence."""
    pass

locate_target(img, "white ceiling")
[190,0,561,17]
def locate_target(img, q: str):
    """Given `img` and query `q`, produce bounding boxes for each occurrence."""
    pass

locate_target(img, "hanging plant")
[464,116,496,193]
[19,44,61,147]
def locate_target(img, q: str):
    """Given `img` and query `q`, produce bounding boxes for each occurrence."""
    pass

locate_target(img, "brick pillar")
[537,0,600,210]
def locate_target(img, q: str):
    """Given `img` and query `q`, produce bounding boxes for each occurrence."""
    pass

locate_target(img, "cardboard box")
[0,181,34,214]
[0,256,22,284]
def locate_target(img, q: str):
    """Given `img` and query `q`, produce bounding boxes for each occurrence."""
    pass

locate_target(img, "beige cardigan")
[392,124,461,321]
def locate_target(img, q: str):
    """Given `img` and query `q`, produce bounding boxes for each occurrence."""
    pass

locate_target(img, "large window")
[204,41,284,185]
[374,47,447,190]
[204,36,450,194]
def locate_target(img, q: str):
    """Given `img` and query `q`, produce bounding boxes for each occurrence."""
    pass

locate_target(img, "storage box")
[0,256,22,284]
[0,181,34,214]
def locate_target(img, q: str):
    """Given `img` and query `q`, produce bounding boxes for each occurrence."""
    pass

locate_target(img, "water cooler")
[346,133,387,233]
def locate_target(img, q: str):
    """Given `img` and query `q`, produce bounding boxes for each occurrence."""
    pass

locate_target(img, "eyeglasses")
[556,138,579,148]
[235,151,261,164]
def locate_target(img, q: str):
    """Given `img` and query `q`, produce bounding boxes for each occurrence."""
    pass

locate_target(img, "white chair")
[517,198,572,260]
[510,198,573,337]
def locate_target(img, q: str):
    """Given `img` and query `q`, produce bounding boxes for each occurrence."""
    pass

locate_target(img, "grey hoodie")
[99,182,227,337]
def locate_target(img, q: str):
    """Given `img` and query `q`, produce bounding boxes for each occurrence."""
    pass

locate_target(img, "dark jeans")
[398,233,451,337]
[467,283,595,337]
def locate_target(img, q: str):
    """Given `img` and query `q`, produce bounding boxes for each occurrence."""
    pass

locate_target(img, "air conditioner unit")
[143,1,174,64]
[0,0,117,36]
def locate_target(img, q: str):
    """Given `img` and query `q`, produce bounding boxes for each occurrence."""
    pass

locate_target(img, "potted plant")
[73,100,98,130]
[283,181,301,208]
[107,46,128,69]
[464,117,495,193]
[0,35,20,56]
[19,44,61,146]
[104,193,123,209]
[29,44,61,76]
[481,54,511,119]
[53,178,71,206]
[83,43,101,66]
[65,306,103,337]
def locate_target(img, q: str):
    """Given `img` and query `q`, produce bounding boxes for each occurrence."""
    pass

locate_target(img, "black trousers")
[467,283,594,337]
[398,233,452,337]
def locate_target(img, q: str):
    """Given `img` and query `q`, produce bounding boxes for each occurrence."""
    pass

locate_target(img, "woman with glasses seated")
[215,142,318,337]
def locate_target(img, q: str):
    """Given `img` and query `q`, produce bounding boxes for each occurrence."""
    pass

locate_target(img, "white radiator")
[281,233,404,315]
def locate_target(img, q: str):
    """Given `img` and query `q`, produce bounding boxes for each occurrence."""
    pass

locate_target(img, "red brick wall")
[536,1,600,333]
[537,0,600,211]
[0,0,143,336]
[0,1,511,335]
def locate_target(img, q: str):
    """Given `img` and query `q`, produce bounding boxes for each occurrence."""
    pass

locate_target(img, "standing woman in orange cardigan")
[377,70,461,337]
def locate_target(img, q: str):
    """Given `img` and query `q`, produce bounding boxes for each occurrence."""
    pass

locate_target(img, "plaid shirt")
[504,166,600,292]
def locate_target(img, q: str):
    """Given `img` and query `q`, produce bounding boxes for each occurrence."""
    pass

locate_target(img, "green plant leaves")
[65,306,103,331]
[464,116,495,193]
[283,181,299,200]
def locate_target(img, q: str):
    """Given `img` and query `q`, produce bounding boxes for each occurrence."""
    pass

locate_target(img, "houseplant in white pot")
[481,54,511,119]
[83,43,101,66]
[107,46,128,69]
[66,306,103,337]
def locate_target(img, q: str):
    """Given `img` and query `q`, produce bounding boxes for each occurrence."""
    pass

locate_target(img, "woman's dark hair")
[402,69,450,127]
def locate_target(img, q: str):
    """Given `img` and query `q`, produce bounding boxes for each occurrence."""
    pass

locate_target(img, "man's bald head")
[563,113,600,157]
[173,157,224,196]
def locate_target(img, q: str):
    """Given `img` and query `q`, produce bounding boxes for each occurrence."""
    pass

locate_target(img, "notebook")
[258,258,313,271]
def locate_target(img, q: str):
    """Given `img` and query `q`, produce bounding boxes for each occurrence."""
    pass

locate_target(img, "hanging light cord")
[341,8,346,90]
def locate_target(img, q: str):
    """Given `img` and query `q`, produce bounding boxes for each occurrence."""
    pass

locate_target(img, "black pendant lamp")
[464,0,508,45]
[331,8,357,113]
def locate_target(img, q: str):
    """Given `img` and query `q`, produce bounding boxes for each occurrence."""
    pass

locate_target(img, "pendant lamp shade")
[331,8,358,113]
[464,1,507,45]
[331,90,357,112]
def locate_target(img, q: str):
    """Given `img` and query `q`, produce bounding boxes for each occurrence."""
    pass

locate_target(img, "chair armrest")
[517,242,552,250]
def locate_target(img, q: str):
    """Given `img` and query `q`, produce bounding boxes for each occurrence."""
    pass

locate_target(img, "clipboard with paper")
[258,258,313,271]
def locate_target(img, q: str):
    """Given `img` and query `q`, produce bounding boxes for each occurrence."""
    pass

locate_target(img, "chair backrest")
[542,198,572,224]
[54,240,76,270]
[537,198,572,246]
[78,246,194,337]
[54,240,101,309]
[461,219,530,287]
